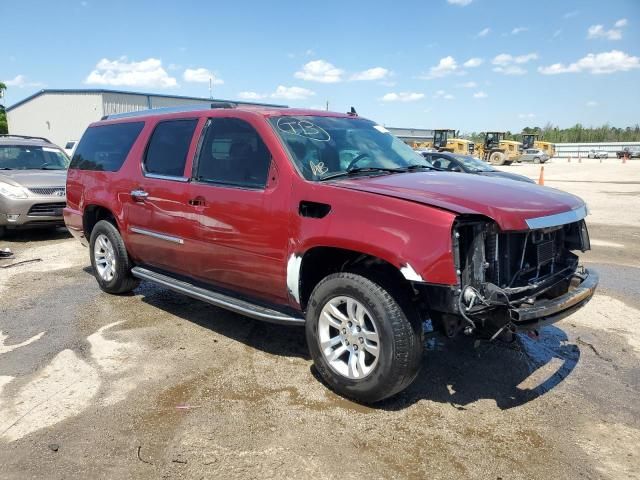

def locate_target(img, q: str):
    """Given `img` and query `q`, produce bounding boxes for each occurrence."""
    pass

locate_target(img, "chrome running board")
[131,267,305,326]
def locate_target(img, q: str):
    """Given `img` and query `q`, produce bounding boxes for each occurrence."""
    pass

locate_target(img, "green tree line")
[0,82,7,134]
[467,123,640,143]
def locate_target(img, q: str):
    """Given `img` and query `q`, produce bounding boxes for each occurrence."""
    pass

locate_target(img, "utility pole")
[209,78,213,99]
[325,100,329,111]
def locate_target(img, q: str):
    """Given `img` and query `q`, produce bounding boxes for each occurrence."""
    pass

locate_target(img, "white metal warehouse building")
[6,89,283,148]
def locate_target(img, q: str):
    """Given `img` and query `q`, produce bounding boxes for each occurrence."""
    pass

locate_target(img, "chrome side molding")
[131,267,305,326]
[130,226,184,244]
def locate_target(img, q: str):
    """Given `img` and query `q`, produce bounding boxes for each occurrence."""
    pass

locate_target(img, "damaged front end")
[424,213,598,338]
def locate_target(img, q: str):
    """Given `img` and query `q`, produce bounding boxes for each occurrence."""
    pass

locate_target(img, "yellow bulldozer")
[431,129,475,155]
[521,133,556,158]
[475,132,521,166]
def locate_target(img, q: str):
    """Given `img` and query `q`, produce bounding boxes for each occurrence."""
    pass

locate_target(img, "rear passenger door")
[124,118,200,275]
[185,116,290,303]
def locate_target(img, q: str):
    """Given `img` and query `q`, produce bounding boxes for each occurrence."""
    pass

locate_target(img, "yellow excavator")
[475,132,522,166]
[521,133,556,158]
[431,129,475,155]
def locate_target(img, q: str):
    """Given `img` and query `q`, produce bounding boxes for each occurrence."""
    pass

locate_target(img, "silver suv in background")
[0,134,69,238]
[519,148,550,163]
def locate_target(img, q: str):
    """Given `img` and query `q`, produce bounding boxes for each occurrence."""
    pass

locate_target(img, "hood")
[478,171,535,184]
[0,170,67,188]
[333,171,585,231]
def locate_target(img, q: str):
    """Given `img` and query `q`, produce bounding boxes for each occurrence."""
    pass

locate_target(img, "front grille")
[536,240,555,265]
[28,186,66,196]
[27,202,66,217]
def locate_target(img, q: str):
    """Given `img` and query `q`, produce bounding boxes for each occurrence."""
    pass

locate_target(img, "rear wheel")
[534,157,541,164]
[306,272,423,404]
[89,220,139,294]
[0,226,5,239]
[489,151,506,166]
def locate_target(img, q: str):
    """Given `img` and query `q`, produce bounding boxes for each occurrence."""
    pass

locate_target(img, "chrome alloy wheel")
[94,233,116,282]
[318,296,380,379]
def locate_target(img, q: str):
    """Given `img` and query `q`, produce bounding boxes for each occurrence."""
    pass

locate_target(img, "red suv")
[65,104,598,403]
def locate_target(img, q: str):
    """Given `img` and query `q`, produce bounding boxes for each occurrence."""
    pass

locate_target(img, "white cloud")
[423,56,460,79]
[563,10,579,18]
[381,92,425,102]
[493,65,527,75]
[477,27,490,37]
[538,50,640,75]
[588,19,627,40]
[615,18,628,28]
[294,60,343,83]
[492,53,538,65]
[447,0,472,5]
[518,113,536,119]
[491,53,537,75]
[350,67,390,81]
[85,57,177,88]
[271,85,316,100]
[588,25,621,40]
[511,27,528,35]
[238,91,267,100]
[3,74,45,88]
[433,90,455,100]
[586,100,598,107]
[473,91,488,98]
[183,68,223,84]
[457,81,477,88]
[463,57,483,68]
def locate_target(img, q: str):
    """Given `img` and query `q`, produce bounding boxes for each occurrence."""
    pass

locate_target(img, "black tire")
[533,157,541,164]
[0,226,5,239]
[89,220,139,294]
[305,272,423,404]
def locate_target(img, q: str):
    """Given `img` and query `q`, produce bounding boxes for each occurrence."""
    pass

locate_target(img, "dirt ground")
[0,158,639,479]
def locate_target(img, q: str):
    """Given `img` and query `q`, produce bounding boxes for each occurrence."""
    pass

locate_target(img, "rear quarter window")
[70,122,144,172]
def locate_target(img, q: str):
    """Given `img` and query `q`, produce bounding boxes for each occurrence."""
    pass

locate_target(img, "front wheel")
[89,220,139,294]
[305,272,423,403]
[534,157,541,164]
[489,151,506,165]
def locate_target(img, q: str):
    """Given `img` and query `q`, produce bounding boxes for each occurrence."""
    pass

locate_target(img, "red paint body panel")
[65,106,587,311]
[333,172,585,232]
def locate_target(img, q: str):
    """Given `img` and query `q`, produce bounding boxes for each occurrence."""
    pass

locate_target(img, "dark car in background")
[420,151,535,184]
[0,134,69,238]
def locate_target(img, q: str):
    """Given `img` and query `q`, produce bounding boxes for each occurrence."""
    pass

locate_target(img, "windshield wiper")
[405,164,440,171]
[0,167,14,170]
[319,167,407,181]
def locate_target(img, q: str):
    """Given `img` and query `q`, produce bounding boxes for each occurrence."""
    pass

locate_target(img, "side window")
[195,117,271,189]
[431,156,451,170]
[70,122,144,172]
[144,119,198,177]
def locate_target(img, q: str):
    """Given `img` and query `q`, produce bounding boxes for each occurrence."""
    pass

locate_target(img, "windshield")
[0,145,70,170]
[451,154,495,172]
[269,116,429,181]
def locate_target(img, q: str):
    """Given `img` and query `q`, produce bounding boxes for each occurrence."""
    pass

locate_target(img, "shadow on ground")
[0,226,70,243]
[136,282,580,410]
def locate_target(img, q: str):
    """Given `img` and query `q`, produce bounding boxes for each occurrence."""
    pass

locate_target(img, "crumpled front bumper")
[509,268,599,330]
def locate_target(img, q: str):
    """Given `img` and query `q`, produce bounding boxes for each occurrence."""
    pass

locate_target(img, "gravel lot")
[0,158,639,479]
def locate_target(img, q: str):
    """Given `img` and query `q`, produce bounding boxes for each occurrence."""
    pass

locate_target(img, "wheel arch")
[292,245,415,311]
[83,204,119,239]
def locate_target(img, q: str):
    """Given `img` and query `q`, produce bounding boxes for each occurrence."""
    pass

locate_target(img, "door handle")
[188,197,206,207]
[131,189,149,201]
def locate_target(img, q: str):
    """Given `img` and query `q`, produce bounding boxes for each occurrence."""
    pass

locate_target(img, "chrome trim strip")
[525,205,587,229]
[131,267,305,326]
[130,226,184,244]
[144,173,189,182]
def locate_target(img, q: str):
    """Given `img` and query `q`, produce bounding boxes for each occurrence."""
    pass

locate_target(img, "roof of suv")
[0,134,61,149]
[97,104,356,125]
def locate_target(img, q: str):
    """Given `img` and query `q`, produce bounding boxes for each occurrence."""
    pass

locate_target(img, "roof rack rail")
[101,100,287,121]
[0,134,52,143]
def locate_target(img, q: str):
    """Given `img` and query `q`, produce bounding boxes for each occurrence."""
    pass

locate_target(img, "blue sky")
[1,0,639,132]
